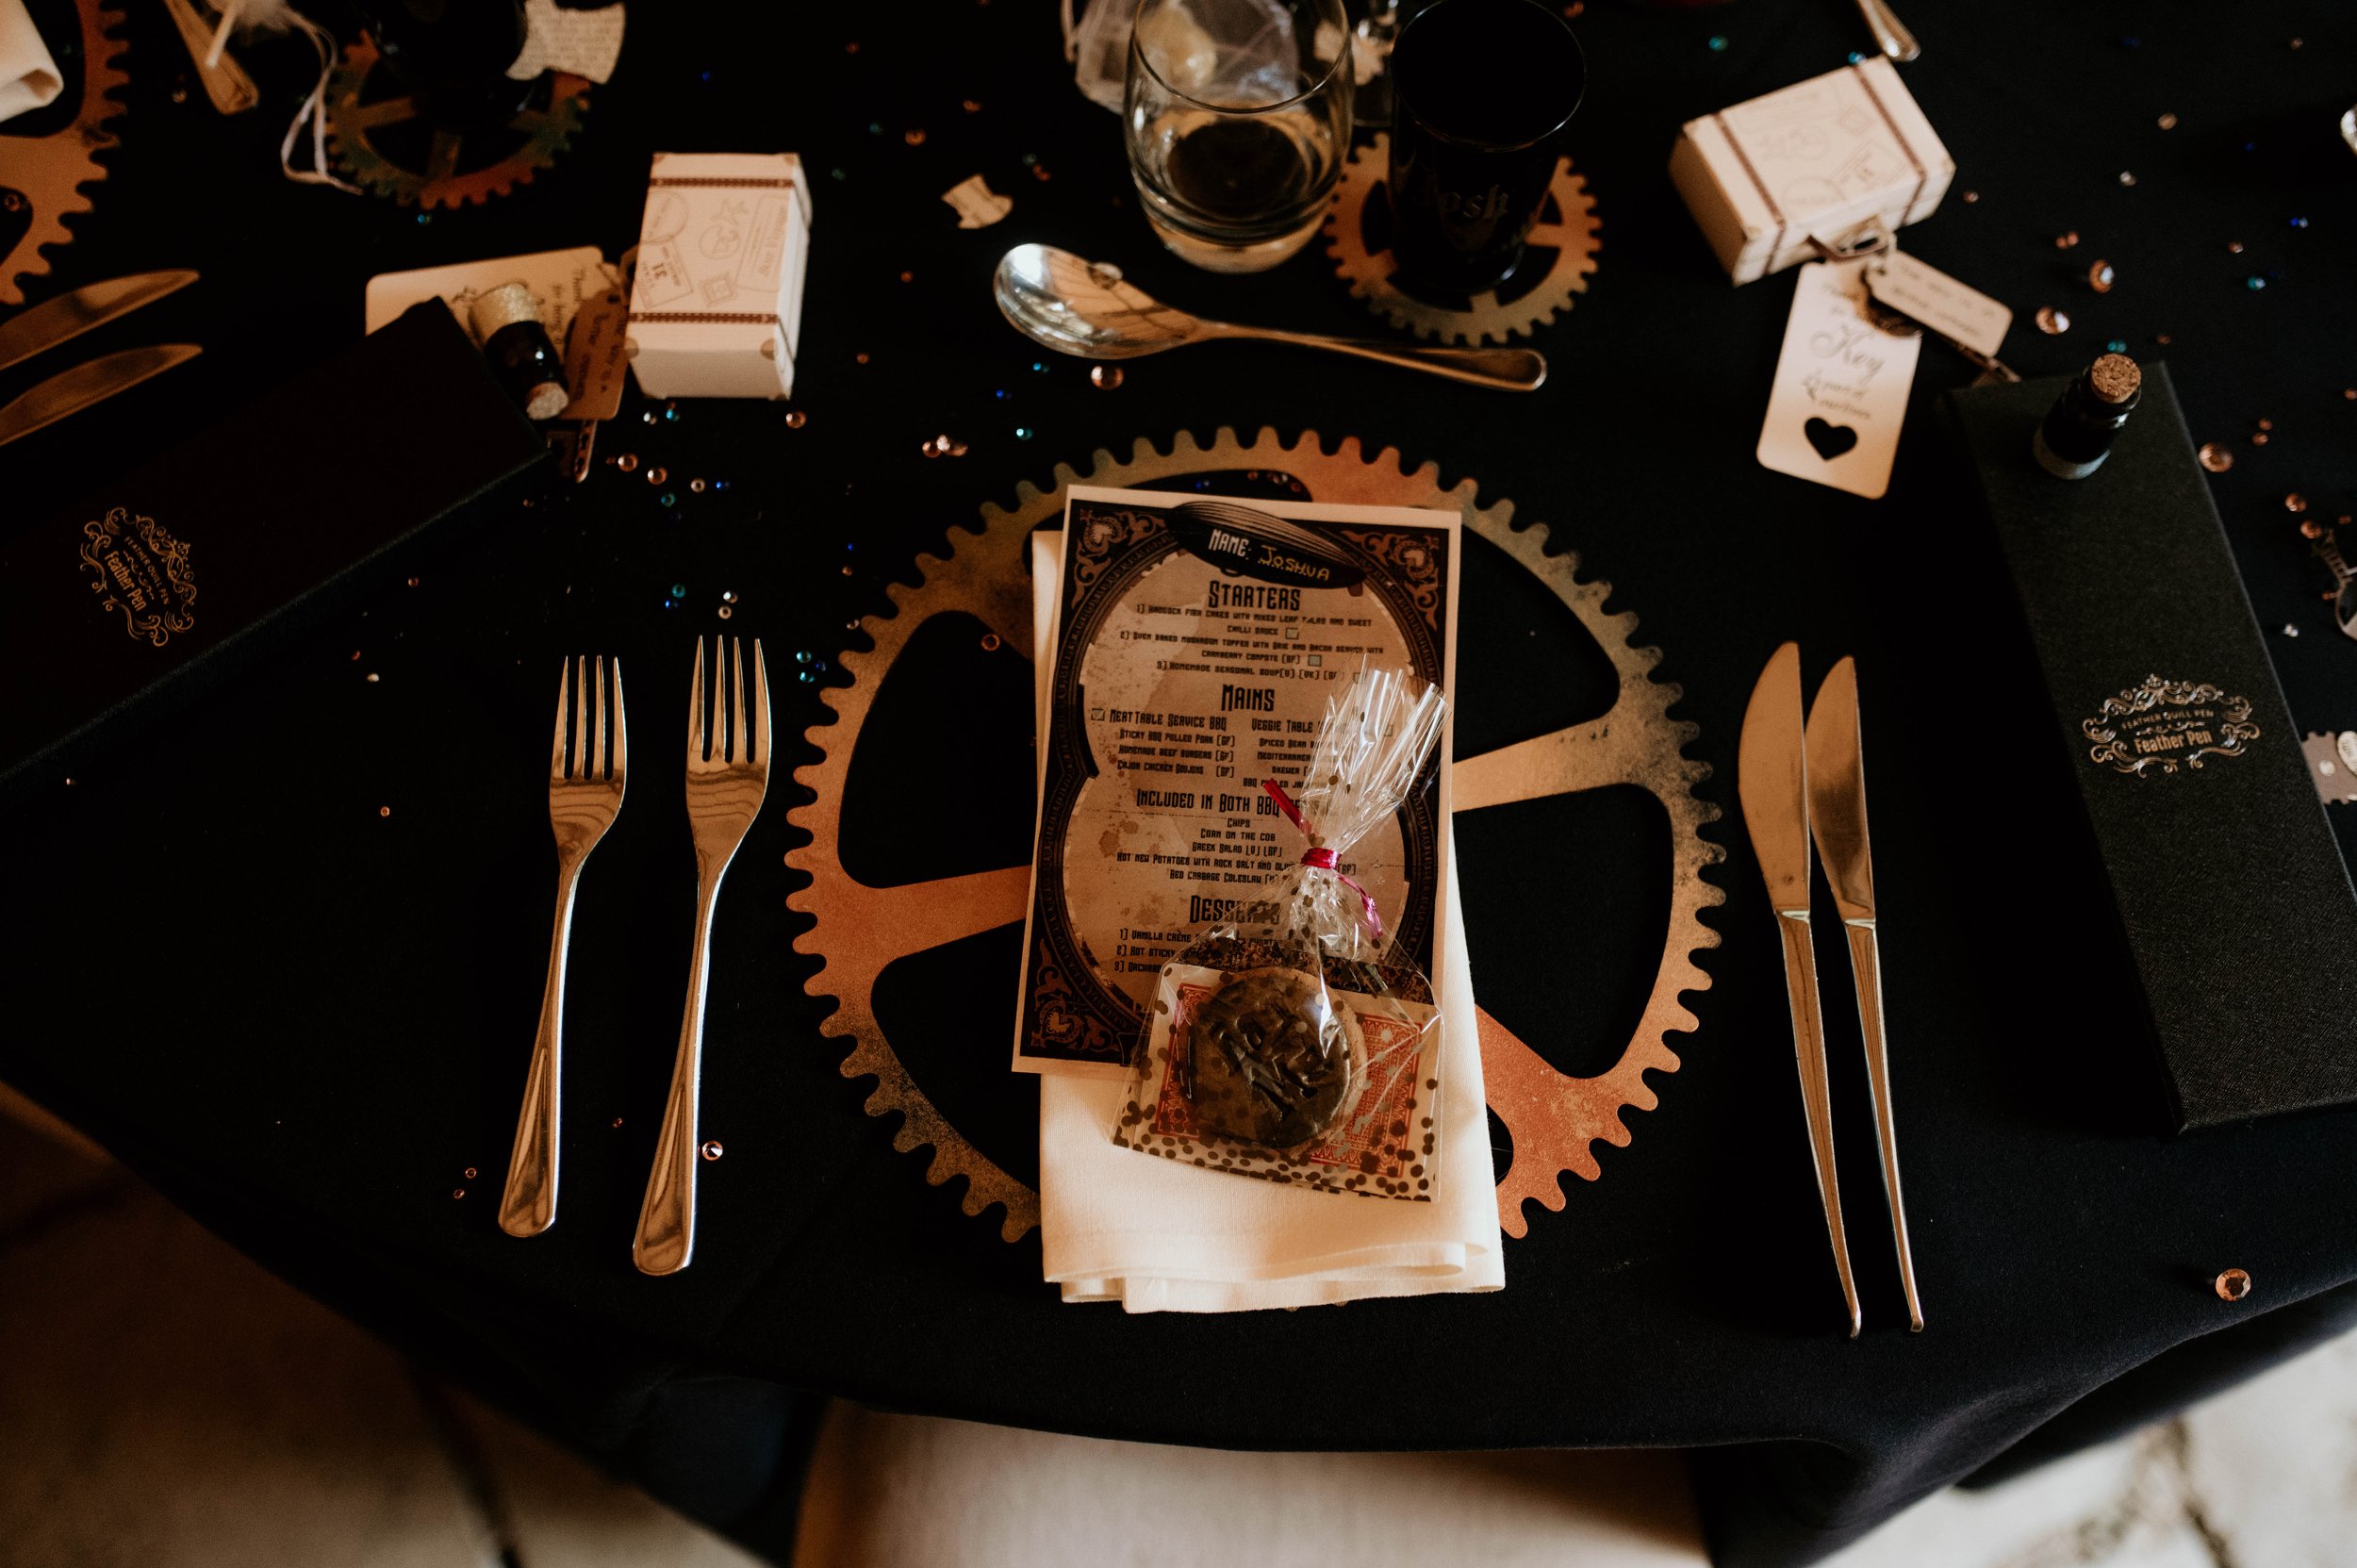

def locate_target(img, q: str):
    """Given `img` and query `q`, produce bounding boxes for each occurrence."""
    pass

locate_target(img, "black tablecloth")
[6,4,2357,1565]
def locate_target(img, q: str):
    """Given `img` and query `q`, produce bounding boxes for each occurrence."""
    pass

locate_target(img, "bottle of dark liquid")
[2033,353,2141,479]
[470,283,569,421]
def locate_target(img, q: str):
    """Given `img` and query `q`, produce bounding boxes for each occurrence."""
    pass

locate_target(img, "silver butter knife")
[0,271,199,376]
[0,344,203,448]
[1806,656,1924,1332]
[1739,641,1862,1338]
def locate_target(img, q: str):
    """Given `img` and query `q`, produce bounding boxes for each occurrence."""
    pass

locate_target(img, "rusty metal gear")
[787,429,1721,1243]
[0,0,129,307]
[324,35,589,208]
[1323,132,1601,346]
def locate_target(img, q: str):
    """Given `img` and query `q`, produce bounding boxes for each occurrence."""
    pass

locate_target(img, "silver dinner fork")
[500,656,628,1238]
[634,638,769,1276]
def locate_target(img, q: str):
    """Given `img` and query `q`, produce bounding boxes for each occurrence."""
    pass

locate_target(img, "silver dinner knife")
[1806,656,1924,1332]
[1739,641,1862,1338]
[0,344,203,448]
[0,270,199,376]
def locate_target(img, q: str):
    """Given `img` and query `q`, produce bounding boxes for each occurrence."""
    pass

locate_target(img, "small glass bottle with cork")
[2033,353,2141,479]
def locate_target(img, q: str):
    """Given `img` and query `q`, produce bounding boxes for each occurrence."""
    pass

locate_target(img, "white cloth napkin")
[1030,532,1504,1312]
[0,0,61,126]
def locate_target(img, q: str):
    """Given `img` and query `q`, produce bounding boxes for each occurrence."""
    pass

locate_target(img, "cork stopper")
[468,282,545,341]
[2088,353,2141,406]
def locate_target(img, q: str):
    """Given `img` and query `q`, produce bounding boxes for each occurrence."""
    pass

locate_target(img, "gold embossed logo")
[2083,674,2258,778]
[78,506,197,647]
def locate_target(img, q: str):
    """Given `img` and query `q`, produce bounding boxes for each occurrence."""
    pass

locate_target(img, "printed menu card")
[1012,487,1460,1077]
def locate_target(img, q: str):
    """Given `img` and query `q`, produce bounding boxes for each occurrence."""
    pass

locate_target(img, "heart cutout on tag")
[1805,418,1859,461]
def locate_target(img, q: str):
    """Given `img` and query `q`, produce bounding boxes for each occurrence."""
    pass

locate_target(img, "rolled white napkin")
[1030,531,1504,1312]
[0,0,61,125]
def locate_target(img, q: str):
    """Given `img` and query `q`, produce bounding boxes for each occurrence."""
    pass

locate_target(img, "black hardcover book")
[1948,364,2357,1131]
[0,303,545,791]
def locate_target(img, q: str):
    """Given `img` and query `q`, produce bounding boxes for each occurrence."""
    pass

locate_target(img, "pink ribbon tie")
[1261,781,1383,941]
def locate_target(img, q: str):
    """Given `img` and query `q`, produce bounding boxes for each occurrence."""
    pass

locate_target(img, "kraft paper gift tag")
[1756,259,1922,500]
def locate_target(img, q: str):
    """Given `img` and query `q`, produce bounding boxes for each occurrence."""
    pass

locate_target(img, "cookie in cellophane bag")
[1113,668,1447,1201]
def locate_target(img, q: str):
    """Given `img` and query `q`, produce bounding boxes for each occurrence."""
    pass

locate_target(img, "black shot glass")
[1386,0,1587,293]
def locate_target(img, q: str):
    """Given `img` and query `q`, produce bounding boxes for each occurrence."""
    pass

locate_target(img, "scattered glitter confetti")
[406,576,420,587]
[785,410,807,428]
[2301,520,2324,538]
[701,1140,724,1160]
[2036,306,2069,335]
[2198,443,2234,471]
[379,806,391,817]
[641,409,658,425]
[1030,360,1050,374]
[2248,276,2267,290]
[963,98,981,112]
[365,672,380,685]
[1960,190,1979,204]
[2118,171,2136,187]
[1014,425,1036,439]
[898,270,915,283]
[2215,1268,2253,1302]
[722,591,737,603]
[855,352,871,365]
[2258,419,2274,431]
[647,466,668,484]
[2288,36,2302,49]
[660,492,676,507]
[2284,624,2300,637]
[904,128,926,145]
[2252,432,2270,446]
[2107,339,2128,353]
[1090,365,1125,390]
[2155,334,2173,345]
[453,1188,466,1199]
[464,1167,478,1180]
[981,633,1002,652]
[2087,260,2115,291]
[2055,231,2080,249]
[2157,112,2178,130]
[1031,165,1053,182]
[689,478,707,493]
[717,604,732,619]
[2344,389,2356,401]
[671,582,688,597]
[2227,241,2244,254]
[617,453,639,471]
[2287,493,2310,512]
[612,1116,624,1129]
[795,650,813,664]
[1706,35,1727,52]
[1020,151,1039,167]
[830,167,847,181]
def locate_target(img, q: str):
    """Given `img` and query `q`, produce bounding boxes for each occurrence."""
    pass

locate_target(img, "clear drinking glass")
[1124,0,1354,273]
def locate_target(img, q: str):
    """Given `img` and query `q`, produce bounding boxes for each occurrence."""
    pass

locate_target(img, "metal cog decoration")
[788,430,1721,1243]
[1324,132,1601,346]
[325,35,590,207]
[0,0,129,307]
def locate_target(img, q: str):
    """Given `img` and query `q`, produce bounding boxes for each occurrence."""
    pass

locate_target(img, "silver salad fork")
[500,655,628,1238]
[635,638,770,1276]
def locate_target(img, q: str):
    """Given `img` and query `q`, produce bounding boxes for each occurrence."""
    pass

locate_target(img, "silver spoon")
[993,243,1547,393]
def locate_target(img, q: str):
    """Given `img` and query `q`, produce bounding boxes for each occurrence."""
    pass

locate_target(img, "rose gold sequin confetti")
[2252,432,2270,446]
[453,1188,466,1199]
[463,1166,477,1180]
[646,466,668,484]
[2087,260,2115,291]
[2036,306,2070,335]
[2344,388,2355,401]
[2055,231,2080,249]
[611,1116,624,1129]
[379,806,391,817]
[2259,419,2275,431]
[785,410,807,428]
[2286,492,2309,512]
[689,478,707,493]
[2302,520,2325,538]
[963,98,981,112]
[845,41,859,52]
[2215,1268,2253,1301]
[1032,165,1052,181]
[350,650,361,661]
[701,1140,724,1161]
[904,128,926,145]
[2118,171,2136,187]
[2157,111,2178,129]
[981,633,1002,652]
[406,576,420,587]
[365,672,380,684]
[1090,365,1125,389]
[2289,37,2303,48]
[1960,190,1979,203]
[617,453,639,471]
[2227,241,2245,254]
[2156,334,2173,345]
[2199,442,2233,471]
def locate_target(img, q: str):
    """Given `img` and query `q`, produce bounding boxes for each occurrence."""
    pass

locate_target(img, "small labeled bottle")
[2033,352,2141,479]
[469,282,570,421]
